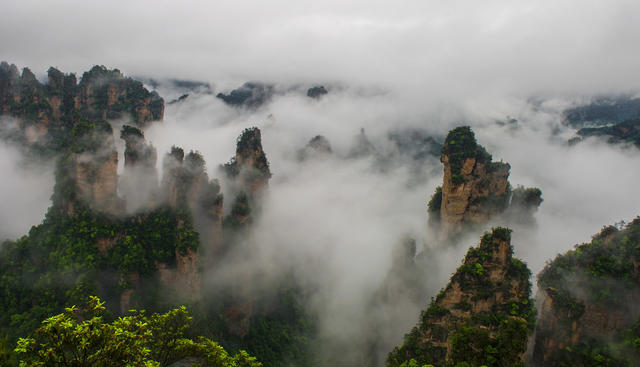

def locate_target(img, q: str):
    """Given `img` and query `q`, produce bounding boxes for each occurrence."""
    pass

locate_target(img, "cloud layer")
[3,0,640,99]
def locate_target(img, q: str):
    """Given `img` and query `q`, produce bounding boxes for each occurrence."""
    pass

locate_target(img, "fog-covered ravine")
[138,83,640,364]
[2,1,640,366]
[1,63,640,365]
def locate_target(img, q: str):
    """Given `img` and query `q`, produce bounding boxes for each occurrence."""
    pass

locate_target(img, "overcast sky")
[2,0,640,98]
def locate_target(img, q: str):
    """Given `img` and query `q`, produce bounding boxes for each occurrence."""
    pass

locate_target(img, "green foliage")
[236,127,271,178]
[427,186,442,214]
[243,287,315,366]
[486,161,510,173]
[0,333,17,367]
[120,124,144,139]
[420,304,450,323]
[388,227,534,367]
[15,296,261,367]
[547,340,627,367]
[399,360,434,367]
[471,192,510,214]
[169,145,185,161]
[223,157,240,178]
[510,186,543,210]
[448,317,528,367]
[223,127,272,182]
[491,227,512,242]
[0,205,199,346]
[450,174,465,185]
[185,150,206,177]
[224,192,252,233]
[507,258,532,284]
[200,180,223,211]
[75,64,161,125]
[538,218,640,314]
[442,126,492,176]
[537,218,640,365]
[70,119,113,154]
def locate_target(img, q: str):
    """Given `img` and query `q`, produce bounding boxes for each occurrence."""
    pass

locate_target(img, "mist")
[0,136,54,241]
[3,0,640,100]
[126,84,640,364]
[3,0,640,364]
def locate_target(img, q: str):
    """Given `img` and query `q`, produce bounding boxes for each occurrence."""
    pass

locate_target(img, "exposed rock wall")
[440,154,510,231]
[224,127,272,197]
[155,247,201,302]
[162,147,224,263]
[76,65,164,126]
[72,142,121,215]
[430,126,542,240]
[0,62,164,147]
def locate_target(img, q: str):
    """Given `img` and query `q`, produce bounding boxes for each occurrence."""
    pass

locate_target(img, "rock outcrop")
[223,127,272,197]
[156,247,202,302]
[0,62,164,151]
[307,85,328,99]
[429,126,542,239]
[440,127,510,231]
[49,119,123,215]
[216,82,274,108]
[387,227,535,367]
[298,135,332,160]
[162,146,224,263]
[76,65,164,126]
[73,149,120,214]
[532,218,640,366]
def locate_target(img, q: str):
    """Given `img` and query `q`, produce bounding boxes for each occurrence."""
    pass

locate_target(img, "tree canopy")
[15,296,261,367]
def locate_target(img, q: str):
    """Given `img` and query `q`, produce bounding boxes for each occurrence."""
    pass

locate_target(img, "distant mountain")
[574,118,640,148]
[564,96,640,128]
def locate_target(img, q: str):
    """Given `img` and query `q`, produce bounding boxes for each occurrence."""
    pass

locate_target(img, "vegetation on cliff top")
[387,227,535,367]
[539,218,640,312]
[224,127,272,181]
[536,217,640,366]
[442,126,492,177]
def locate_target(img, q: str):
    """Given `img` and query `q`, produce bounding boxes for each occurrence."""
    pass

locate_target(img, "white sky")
[2,0,640,99]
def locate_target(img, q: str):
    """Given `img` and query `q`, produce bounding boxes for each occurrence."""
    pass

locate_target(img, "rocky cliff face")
[155,246,202,303]
[532,219,640,366]
[216,82,274,109]
[387,227,535,367]
[0,62,165,215]
[439,127,510,234]
[0,62,164,151]
[429,126,542,239]
[73,149,121,214]
[76,65,164,126]
[46,118,124,215]
[162,147,224,263]
[223,127,272,197]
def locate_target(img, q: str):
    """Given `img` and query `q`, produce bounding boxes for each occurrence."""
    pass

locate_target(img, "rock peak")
[429,126,542,240]
[224,127,271,196]
[387,227,534,367]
